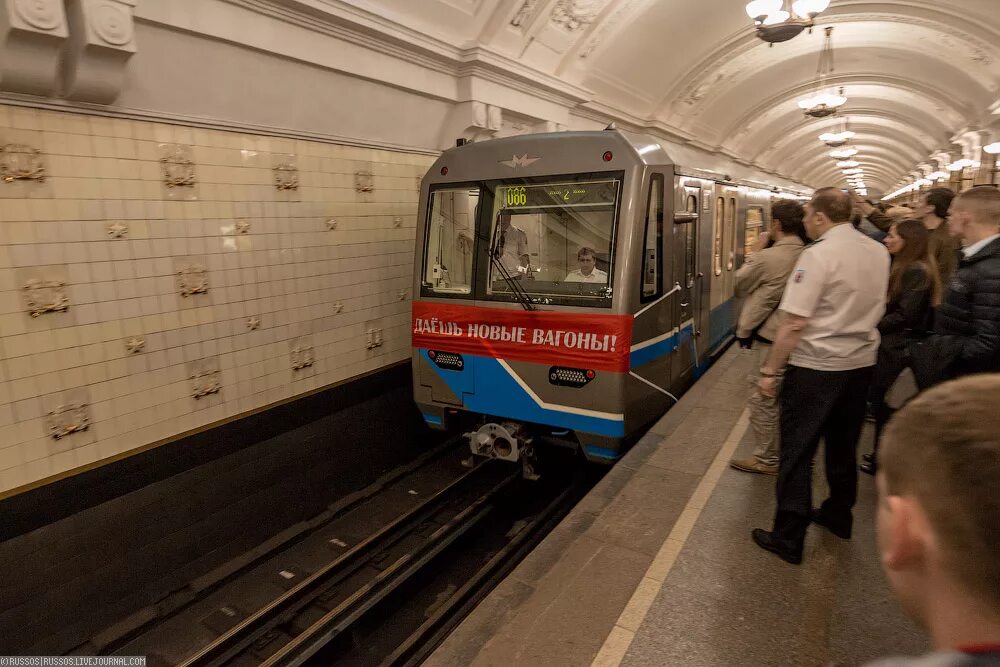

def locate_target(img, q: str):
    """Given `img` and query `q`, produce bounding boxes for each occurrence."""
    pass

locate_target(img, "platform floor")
[426,347,927,667]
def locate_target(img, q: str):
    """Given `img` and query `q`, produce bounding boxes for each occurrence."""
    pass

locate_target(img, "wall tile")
[0,105,433,492]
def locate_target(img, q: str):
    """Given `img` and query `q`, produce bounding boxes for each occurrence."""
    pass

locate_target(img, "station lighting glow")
[926,171,948,181]
[798,91,847,112]
[836,160,860,168]
[947,158,981,171]
[792,0,831,16]
[843,168,864,175]
[820,131,855,146]
[830,147,858,158]
[985,142,1000,154]
[745,0,782,18]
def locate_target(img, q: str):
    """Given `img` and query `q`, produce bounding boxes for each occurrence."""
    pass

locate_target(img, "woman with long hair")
[860,219,942,475]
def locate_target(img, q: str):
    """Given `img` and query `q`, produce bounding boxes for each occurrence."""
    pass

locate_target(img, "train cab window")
[641,175,664,300]
[713,196,724,276]
[485,176,622,307]
[727,196,737,271]
[682,194,698,289]
[422,186,480,295]
[744,206,764,260]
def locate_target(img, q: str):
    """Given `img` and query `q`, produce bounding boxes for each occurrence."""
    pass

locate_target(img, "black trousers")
[772,364,874,554]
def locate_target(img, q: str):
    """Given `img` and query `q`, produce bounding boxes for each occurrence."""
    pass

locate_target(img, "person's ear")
[881,495,929,572]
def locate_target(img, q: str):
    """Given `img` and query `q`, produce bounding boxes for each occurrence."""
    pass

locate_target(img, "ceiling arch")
[351,0,1000,194]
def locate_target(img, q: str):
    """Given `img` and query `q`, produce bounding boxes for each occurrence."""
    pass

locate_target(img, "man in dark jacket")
[917,187,1000,385]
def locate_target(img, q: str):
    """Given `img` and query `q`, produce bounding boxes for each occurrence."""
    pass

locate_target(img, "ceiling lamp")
[947,158,981,171]
[798,28,846,118]
[927,171,948,181]
[830,147,858,158]
[746,0,830,44]
[836,160,860,168]
[821,131,855,147]
[984,142,1000,154]
[843,168,863,175]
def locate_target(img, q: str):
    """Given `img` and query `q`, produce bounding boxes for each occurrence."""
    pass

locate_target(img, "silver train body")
[411,130,806,464]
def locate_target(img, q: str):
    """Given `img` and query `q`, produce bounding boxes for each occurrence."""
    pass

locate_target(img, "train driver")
[564,247,608,283]
[497,213,530,277]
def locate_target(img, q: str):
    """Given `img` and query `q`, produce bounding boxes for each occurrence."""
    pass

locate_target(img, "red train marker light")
[602,151,613,162]
[440,166,449,176]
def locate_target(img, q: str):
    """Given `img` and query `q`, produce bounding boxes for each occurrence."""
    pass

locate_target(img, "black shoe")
[859,461,876,476]
[862,452,874,464]
[751,528,802,564]
[811,511,852,539]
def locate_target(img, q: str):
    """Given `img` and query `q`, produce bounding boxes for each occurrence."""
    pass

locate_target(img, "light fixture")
[947,158,981,171]
[843,168,863,175]
[927,171,948,181]
[984,142,1000,154]
[799,28,847,118]
[745,0,829,44]
[830,147,858,158]
[836,160,860,168]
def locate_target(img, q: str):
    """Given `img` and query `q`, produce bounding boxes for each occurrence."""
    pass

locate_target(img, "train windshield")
[487,176,621,306]
[423,186,480,294]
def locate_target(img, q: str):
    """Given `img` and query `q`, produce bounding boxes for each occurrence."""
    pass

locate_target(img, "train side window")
[683,220,696,289]
[713,196,724,276]
[422,186,480,295]
[744,206,764,260]
[727,196,737,271]
[641,175,664,300]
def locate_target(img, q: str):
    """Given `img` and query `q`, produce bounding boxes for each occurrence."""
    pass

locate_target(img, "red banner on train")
[411,301,633,372]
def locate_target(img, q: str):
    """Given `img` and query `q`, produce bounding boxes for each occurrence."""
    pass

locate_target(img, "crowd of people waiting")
[729,184,1000,665]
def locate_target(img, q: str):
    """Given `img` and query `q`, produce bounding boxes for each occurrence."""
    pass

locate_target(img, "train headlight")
[549,367,595,388]
[429,351,464,370]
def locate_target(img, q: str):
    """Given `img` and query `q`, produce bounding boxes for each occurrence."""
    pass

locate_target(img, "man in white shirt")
[752,187,890,564]
[564,247,608,283]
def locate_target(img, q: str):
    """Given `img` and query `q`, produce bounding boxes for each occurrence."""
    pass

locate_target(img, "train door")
[671,182,700,386]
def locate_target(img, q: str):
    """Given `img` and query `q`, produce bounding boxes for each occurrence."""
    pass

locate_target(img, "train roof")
[436,130,810,197]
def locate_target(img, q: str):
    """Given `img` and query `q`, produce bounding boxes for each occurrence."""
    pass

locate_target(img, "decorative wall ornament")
[549,0,604,32]
[365,328,384,350]
[160,144,196,189]
[354,171,374,193]
[23,277,68,317]
[510,0,538,28]
[190,367,221,399]
[326,218,338,230]
[579,0,639,59]
[89,1,133,45]
[333,302,343,314]
[291,344,315,370]
[61,0,136,103]
[398,289,407,301]
[0,0,68,96]
[246,316,260,330]
[16,0,62,30]
[125,335,145,353]
[393,217,402,228]
[46,402,90,440]
[106,221,128,238]
[273,154,299,191]
[0,143,46,183]
[176,262,208,297]
[235,219,250,234]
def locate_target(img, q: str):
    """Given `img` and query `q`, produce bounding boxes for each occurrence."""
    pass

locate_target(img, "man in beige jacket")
[730,200,808,475]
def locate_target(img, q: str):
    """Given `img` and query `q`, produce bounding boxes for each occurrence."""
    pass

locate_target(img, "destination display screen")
[498,179,618,210]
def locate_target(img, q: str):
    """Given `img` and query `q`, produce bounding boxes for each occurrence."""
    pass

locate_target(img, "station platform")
[426,346,928,667]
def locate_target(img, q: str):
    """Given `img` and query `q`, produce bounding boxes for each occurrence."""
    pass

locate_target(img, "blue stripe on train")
[420,350,626,437]
[630,298,734,369]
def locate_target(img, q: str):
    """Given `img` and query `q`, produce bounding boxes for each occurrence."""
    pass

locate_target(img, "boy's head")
[877,375,1000,628]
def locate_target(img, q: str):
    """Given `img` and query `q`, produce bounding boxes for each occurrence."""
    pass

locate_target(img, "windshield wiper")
[489,211,536,311]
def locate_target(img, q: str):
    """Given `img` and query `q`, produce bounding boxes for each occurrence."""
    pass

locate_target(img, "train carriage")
[412,129,806,465]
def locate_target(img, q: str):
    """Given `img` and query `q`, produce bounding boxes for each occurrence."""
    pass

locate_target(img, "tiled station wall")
[0,104,435,494]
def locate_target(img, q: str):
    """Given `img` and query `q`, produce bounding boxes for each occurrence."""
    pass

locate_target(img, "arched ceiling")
[350,0,1000,195]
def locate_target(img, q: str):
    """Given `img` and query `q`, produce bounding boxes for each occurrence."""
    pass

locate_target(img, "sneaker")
[729,458,779,475]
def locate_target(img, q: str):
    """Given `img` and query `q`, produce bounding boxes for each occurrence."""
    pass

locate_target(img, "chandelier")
[745,0,831,44]
[829,147,858,157]
[798,27,846,118]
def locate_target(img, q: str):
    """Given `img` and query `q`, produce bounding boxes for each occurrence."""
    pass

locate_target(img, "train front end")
[412,132,640,467]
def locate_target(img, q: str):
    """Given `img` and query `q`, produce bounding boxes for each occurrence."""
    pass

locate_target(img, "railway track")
[105,440,593,667]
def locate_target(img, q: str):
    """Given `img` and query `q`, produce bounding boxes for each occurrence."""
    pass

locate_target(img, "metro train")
[411,128,809,466]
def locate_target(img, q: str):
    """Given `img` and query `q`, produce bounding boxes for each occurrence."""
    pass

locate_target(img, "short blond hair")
[953,186,1000,228]
[881,374,1000,608]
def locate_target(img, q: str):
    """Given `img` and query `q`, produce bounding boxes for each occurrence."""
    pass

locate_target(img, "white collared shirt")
[564,268,608,283]
[962,233,1000,258]
[779,223,890,371]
